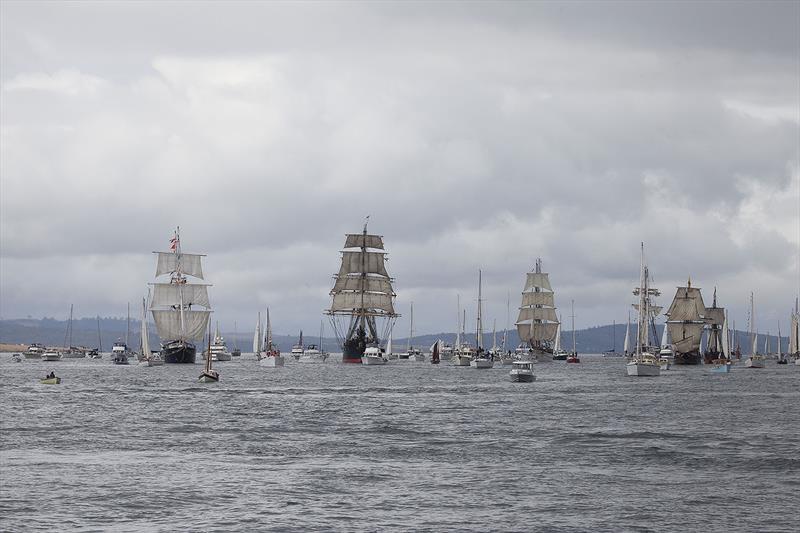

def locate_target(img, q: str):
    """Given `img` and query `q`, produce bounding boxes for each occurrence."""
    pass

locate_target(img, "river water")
[1,355,797,532]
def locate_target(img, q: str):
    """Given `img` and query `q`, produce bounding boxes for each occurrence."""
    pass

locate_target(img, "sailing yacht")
[514,259,559,363]
[566,300,580,363]
[626,243,661,377]
[326,220,399,364]
[470,270,494,369]
[789,299,800,365]
[231,321,241,357]
[149,228,212,364]
[451,298,472,366]
[138,297,164,366]
[61,304,84,358]
[744,293,765,368]
[430,339,441,364]
[552,317,568,360]
[199,327,219,382]
[405,303,425,362]
[299,322,329,363]
[710,311,732,373]
[658,323,674,370]
[259,308,284,367]
[253,313,262,357]
[623,313,631,357]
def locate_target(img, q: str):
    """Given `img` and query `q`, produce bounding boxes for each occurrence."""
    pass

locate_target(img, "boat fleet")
[10,228,800,384]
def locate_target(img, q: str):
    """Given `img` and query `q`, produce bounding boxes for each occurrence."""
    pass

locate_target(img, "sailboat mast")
[503,291,509,351]
[571,299,576,354]
[126,302,130,347]
[476,270,483,351]
[96,315,102,352]
[407,302,413,353]
[456,295,461,348]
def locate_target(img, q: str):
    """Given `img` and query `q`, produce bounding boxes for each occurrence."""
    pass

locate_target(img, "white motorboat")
[451,346,474,366]
[298,345,328,363]
[209,323,232,361]
[659,356,671,371]
[470,355,494,369]
[407,347,425,362]
[361,346,387,365]
[290,330,304,360]
[509,360,535,382]
[41,350,62,362]
[23,343,46,359]
[111,340,131,365]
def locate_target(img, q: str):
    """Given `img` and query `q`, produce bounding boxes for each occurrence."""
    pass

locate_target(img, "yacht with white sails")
[744,293,765,369]
[259,308,284,367]
[470,271,493,369]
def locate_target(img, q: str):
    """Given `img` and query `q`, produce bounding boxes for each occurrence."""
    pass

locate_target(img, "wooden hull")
[199,371,219,382]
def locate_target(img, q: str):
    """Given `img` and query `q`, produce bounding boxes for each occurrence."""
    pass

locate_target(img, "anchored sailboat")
[150,228,212,364]
[199,324,219,382]
[139,296,163,366]
[745,292,765,368]
[470,270,493,369]
[259,308,284,367]
[325,220,398,363]
[514,259,559,363]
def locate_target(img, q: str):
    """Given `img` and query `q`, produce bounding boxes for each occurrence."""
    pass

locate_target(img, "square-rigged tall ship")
[149,228,212,364]
[325,221,399,363]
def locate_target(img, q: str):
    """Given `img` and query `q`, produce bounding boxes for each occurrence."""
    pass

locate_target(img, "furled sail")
[152,309,211,341]
[155,252,205,279]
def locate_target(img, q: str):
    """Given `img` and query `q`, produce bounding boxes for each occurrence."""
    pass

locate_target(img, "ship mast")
[476,270,483,351]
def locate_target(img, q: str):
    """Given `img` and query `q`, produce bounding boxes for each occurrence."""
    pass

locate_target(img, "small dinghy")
[40,372,61,385]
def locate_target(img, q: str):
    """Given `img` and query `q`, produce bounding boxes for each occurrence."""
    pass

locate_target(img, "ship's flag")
[169,234,178,251]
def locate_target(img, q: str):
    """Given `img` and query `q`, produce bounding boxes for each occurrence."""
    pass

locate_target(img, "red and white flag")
[169,234,178,251]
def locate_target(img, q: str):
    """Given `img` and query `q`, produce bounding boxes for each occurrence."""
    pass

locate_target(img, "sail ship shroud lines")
[325,222,399,363]
[149,227,212,364]
[515,258,559,356]
[664,278,704,365]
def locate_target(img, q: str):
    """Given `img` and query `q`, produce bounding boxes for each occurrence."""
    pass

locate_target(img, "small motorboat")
[361,346,387,365]
[710,359,731,373]
[510,361,535,382]
[566,353,580,363]
[470,353,494,369]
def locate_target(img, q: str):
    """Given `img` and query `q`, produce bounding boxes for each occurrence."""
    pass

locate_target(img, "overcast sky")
[1,1,798,337]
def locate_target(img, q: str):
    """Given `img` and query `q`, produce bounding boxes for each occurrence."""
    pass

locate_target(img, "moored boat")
[744,293,765,369]
[258,308,284,367]
[290,330,304,360]
[198,326,219,382]
[23,343,46,359]
[41,350,62,362]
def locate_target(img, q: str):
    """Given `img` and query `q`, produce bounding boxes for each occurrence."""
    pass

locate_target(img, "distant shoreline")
[1,343,28,353]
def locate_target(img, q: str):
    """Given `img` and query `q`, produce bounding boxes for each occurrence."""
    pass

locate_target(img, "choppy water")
[1,355,798,532]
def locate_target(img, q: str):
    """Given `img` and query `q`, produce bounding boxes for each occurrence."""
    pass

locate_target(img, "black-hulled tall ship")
[514,259,559,362]
[325,221,398,364]
[149,228,212,364]
[664,279,705,365]
[703,287,726,364]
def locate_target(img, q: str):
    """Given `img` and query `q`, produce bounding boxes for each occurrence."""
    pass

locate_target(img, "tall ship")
[664,279,705,365]
[325,221,399,363]
[514,259,559,362]
[703,288,726,364]
[149,228,212,364]
[626,243,662,376]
